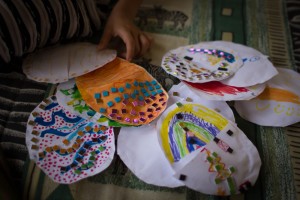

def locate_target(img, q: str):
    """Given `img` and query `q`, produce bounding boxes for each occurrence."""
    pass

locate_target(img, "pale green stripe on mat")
[245,0,298,199]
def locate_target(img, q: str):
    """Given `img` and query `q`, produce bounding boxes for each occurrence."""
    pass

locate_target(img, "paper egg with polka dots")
[26,96,115,184]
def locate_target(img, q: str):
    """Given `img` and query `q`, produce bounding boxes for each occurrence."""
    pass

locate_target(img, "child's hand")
[98,18,152,61]
[98,0,152,61]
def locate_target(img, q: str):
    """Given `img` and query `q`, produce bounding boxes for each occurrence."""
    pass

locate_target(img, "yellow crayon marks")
[297,108,300,117]
[255,101,270,111]
[207,55,223,65]
[255,87,300,117]
[67,99,78,106]
[160,103,228,163]
[286,107,295,116]
[274,104,285,114]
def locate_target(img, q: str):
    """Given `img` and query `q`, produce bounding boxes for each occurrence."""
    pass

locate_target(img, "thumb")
[98,30,112,50]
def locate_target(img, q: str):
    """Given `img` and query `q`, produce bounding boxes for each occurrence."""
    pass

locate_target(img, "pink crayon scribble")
[184,81,249,96]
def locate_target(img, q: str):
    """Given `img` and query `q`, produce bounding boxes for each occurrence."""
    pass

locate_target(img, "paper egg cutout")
[161,43,243,83]
[199,41,278,87]
[157,102,261,195]
[76,58,169,126]
[183,81,266,101]
[235,68,300,127]
[26,96,115,184]
[23,42,116,83]
[56,79,128,127]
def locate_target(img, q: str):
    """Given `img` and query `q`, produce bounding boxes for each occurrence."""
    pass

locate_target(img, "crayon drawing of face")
[256,87,300,117]
[235,69,300,126]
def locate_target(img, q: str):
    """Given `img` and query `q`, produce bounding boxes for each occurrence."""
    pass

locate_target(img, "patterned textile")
[0,72,48,195]
[0,0,103,66]
[286,0,300,71]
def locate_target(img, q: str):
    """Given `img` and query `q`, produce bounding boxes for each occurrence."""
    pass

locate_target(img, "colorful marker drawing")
[168,112,218,161]
[187,48,236,63]
[57,81,127,127]
[203,149,237,195]
[76,58,169,126]
[158,103,228,163]
[60,84,95,116]
[26,96,115,184]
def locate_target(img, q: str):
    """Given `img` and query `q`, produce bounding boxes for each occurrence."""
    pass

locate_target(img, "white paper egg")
[235,68,300,127]
[23,42,116,83]
[157,101,261,195]
[161,43,244,83]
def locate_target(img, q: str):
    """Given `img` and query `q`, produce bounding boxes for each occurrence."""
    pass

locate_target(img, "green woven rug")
[23,0,299,199]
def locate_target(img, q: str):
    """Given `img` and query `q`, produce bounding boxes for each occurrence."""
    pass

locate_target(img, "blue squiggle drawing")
[57,119,86,131]
[61,137,108,173]
[34,110,83,126]
[66,122,95,141]
[40,128,72,137]
[45,102,59,110]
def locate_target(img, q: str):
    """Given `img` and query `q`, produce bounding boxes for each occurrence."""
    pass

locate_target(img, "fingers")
[134,33,141,59]
[99,23,152,61]
[118,29,136,61]
[120,30,152,61]
[98,29,112,50]
[138,33,152,57]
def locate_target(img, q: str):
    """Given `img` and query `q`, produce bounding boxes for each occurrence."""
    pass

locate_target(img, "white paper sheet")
[161,43,243,83]
[23,45,70,83]
[68,43,116,78]
[118,125,185,187]
[183,81,266,101]
[23,42,116,83]
[156,101,261,195]
[234,68,300,127]
[26,96,115,184]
